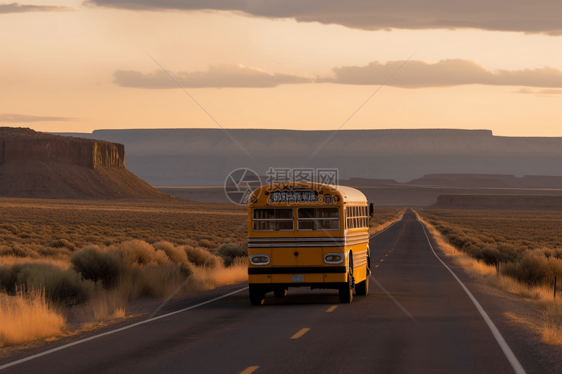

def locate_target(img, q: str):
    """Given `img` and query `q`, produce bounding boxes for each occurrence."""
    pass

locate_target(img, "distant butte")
[0,127,173,200]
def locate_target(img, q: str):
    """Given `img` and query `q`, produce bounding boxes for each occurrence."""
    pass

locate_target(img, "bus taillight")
[324,254,344,264]
[250,255,270,266]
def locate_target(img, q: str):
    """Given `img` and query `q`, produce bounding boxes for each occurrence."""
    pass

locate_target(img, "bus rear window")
[253,208,294,231]
[297,208,340,231]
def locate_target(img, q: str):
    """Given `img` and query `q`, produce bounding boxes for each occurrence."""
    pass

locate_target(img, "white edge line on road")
[369,276,418,324]
[0,287,249,371]
[418,219,526,374]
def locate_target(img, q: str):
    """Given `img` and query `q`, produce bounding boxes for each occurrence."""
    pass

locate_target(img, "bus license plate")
[292,275,304,282]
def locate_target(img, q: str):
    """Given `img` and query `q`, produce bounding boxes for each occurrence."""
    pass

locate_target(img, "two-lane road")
[1,210,527,373]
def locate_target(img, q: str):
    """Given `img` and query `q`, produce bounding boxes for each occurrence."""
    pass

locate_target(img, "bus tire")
[339,273,354,303]
[249,285,265,305]
[355,277,369,296]
[274,288,288,297]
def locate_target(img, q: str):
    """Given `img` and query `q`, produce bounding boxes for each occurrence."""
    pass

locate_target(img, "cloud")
[318,59,562,88]
[0,3,74,14]
[0,114,76,122]
[113,64,314,89]
[115,60,562,90]
[514,88,562,95]
[85,0,562,35]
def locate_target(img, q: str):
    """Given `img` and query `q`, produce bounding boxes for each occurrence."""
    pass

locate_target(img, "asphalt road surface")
[1,210,530,374]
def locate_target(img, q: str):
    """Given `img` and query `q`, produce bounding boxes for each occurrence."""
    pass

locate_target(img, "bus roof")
[337,185,368,204]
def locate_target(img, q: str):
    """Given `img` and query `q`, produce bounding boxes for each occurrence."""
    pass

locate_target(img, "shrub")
[49,239,76,251]
[0,245,12,257]
[217,244,248,267]
[502,253,549,286]
[480,246,500,266]
[181,239,199,247]
[180,262,195,277]
[102,238,114,246]
[198,239,214,248]
[113,240,168,266]
[0,264,94,306]
[497,245,521,263]
[203,255,223,269]
[1,224,19,235]
[71,246,123,289]
[449,234,468,248]
[127,264,184,298]
[37,246,72,259]
[153,241,188,264]
[183,246,212,266]
[7,245,40,259]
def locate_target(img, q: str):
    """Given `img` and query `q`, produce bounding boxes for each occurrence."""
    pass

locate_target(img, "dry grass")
[421,209,562,251]
[0,198,246,260]
[189,257,249,292]
[541,324,562,345]
[0,287,65,348]
[0,197,249,347]
[74,288,129,324]
[505,312,562,346]
[417,211,562,346]
[369,208,406,235]
[419,209,562,289]
[0,255,70,270]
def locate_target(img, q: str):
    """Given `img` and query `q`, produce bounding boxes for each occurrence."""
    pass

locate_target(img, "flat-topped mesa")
[0,127,171,200]
[0,127,124,169]
[432,194,562,211]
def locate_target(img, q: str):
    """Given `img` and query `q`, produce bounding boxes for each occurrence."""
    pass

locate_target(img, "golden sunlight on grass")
[0,256,71,270]
[0,198,251,348]
[0,287,65,348]
[369,208,406,236]
[85,289,129,322]
[505,312,562,346]
[541,324,562,346]
[191,258,249,292]
[417,211,562,346]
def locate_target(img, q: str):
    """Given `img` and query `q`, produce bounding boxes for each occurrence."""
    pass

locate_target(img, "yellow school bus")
[247,182,374,305]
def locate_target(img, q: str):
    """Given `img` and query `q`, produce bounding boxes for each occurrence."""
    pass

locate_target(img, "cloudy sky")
[1,0,561,135]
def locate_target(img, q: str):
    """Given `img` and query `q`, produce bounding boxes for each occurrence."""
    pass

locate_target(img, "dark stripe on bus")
[248,266,347,274]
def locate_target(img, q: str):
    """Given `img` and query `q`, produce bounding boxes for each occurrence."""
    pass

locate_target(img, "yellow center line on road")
[375,265,379,268]
[326,305,337,312]
[291,328,310,339]
[380,259,384,262]
[239,366,259,374]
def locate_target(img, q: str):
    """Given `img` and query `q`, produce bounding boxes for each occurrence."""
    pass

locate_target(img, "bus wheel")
[274,288,288,297]
[249,285,265,305]
[339,273,354,303]
[356,277,369,296]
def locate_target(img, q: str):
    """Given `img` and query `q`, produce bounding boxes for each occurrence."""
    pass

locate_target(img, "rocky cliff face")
[0,127,170,200]
[0,127,124,169]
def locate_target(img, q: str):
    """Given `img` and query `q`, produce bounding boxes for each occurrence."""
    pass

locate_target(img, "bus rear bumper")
[249,272,347,285]
[249,282,346,292]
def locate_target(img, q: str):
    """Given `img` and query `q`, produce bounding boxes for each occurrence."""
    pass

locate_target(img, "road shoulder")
[417,216,562,374]
[0,282,249,366]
